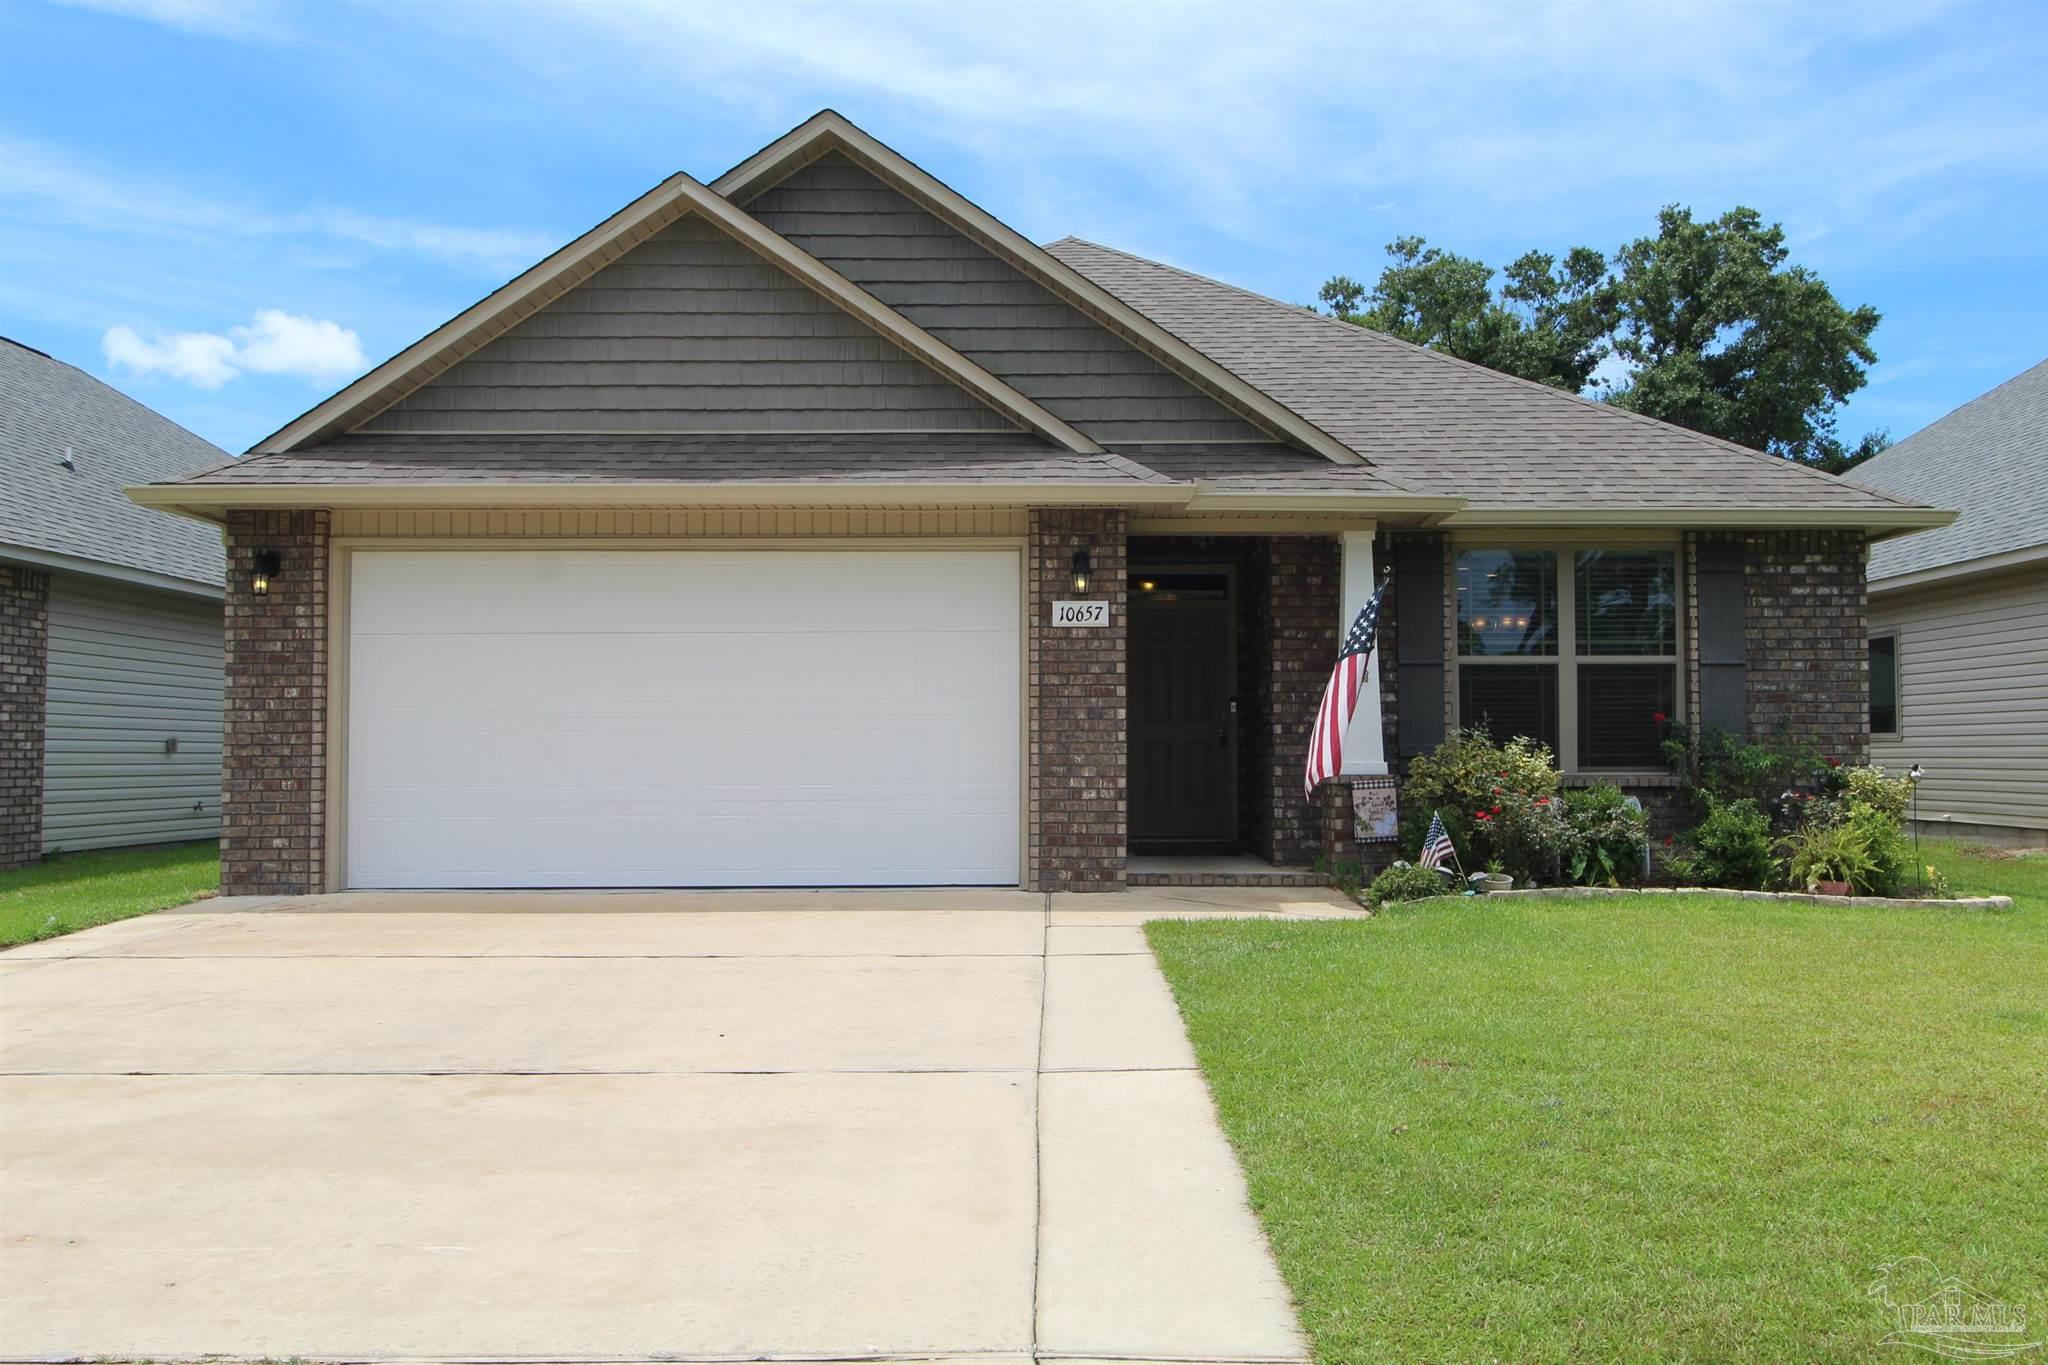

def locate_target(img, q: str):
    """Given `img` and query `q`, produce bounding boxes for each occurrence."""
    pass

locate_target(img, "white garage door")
[345,549,1021,888]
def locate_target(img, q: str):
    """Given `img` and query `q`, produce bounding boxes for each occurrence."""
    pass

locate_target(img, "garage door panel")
[346,550,1022,888]
[351,552,1018,637]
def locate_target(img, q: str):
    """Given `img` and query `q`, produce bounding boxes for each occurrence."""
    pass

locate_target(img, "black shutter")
[1396,539,1446,756]
[1696,539,1747,739]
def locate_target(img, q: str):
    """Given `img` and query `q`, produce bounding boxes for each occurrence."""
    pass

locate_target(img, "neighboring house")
[1,337,229,868]
[127,111,1951,896]
[1848,359,2048,845]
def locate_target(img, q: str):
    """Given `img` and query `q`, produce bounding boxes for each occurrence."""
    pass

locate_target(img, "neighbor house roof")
[128,111,1951,539]
[1045,239,1940,531]
[1,336,226,593]
[1848,358,2048,587]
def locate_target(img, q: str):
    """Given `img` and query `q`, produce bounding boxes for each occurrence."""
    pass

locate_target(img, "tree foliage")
[1320,206,1883,466]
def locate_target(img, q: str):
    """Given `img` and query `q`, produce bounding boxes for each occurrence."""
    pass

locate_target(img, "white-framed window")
[1869,630,1900,737]
[1454,546,1679,771]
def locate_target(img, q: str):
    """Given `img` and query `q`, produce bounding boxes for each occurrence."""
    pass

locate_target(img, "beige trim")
[1444,507,1957,537]
[1185,487,1460,517]
[330,507,1032,539]
[712,111,1369,469]
[130,481,1190,517]
[1869,542,2048,595]
[327,537,1033,891]
[249,169,1102,457]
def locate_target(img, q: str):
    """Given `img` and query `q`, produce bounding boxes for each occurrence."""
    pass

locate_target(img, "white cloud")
[55,0,289,41]
[102,325,240,387]
[0,137,554,276]
[104,309,366,388]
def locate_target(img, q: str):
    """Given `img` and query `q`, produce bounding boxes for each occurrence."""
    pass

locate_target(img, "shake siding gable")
[361,216,1017,435]
[746,152,1269,445]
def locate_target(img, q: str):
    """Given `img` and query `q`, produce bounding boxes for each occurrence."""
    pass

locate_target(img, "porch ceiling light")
[1070,549,1092,594]
[250,548,282,596]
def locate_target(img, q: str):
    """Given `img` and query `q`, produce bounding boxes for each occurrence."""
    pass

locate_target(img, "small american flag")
[1418,810,1457,873]
[1304,581,1387,799]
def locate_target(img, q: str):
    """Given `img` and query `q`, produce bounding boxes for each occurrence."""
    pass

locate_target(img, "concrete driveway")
[0,885,1362,1363]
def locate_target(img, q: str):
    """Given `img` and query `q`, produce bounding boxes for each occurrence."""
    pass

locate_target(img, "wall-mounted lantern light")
[251,549,282,596]
[1070,549,1092,594]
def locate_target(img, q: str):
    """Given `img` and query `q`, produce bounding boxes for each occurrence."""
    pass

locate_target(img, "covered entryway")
[343,548,1021,888]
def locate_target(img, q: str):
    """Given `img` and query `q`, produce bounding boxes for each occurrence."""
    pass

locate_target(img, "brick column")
[1028,508,1128,892]
[222,510,330,895]
[1259,536,1341,868]
[1,564,50,870]
[1743,530,1869,764]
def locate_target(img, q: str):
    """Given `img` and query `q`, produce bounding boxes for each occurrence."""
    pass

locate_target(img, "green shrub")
[1368,861,1455,905]
[1667,799,1775,889]
[1662,723,1836,828]
[1401,728,1558,878]
[1841,764,1914,822]
[1560,784,1649,886]
[1775,805,1910,896]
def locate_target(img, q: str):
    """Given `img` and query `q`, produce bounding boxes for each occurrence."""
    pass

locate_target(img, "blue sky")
[3,0,2044,457]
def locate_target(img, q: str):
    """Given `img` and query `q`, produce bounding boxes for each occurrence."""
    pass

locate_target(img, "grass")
[0,840,220,947]
[1148,841,2048,1362]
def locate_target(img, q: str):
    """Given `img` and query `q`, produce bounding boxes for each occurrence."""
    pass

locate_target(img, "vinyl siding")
[43,574,223,852]
[746,152,1269,445]
[362,216,1016,435]
[1869,565,2048,833]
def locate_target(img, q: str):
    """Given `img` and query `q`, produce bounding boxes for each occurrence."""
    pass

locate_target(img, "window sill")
[1558,771,1683,789]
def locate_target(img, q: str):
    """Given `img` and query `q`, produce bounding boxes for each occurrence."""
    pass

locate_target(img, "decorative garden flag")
[1304,581,1387,799]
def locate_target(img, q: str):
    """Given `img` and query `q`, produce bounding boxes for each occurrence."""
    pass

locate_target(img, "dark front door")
[1129,570,1237,850]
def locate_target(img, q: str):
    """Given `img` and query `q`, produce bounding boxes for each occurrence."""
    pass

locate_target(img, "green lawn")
[0,840,220,947]
[1149,842,2048,1362]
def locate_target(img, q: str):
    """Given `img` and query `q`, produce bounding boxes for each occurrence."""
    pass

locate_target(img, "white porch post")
[1339,528,1388,776]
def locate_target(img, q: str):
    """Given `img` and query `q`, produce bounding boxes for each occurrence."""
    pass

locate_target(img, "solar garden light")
[1908,764,1925,888]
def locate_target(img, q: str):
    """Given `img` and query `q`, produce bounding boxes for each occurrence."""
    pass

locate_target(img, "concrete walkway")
[0,885,1363,1363]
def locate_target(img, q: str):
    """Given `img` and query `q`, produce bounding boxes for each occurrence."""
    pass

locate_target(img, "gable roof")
[1,337,226,593]
[710,110,1365,466]
[1848,359,2048,585]
[1045,239,1949,535]
[250,165,1102,456]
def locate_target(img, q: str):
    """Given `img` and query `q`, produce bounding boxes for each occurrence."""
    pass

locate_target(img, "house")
[125,111,1952,895]
[2,337,229,868]
[1848,359,2047,845]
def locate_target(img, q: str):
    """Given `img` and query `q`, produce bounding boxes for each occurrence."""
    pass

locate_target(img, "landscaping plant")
[1367,861,1454,906]
[1665,798,1776,889]
[1399,728,1558,881]
[1559,783,1650,886]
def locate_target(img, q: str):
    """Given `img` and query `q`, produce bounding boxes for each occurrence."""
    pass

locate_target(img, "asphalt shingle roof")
[1848,359,2048,581]
[1,338,227,587]
[1044,238,1927,516]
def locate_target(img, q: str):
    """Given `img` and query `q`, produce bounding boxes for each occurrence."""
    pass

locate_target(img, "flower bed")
[1488,886,2012,910]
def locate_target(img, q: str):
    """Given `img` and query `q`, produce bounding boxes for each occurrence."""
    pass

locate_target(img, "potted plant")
[1478,859,1514,894]
[1777,821,1874,897]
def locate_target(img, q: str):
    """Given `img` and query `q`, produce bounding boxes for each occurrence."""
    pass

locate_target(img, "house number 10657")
[1051,600,1109,627]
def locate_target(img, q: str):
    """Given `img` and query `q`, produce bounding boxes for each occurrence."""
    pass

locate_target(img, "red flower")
[1652,711,1668,724]
[1664,835,1676,846]
[1825,756,1840,768]
[1536,797,1551,806]
[1474,810,1492,822]
[1490,804,1502,815]
[1491,786,1504,795]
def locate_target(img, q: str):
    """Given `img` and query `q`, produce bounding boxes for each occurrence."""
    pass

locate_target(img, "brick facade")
[1,564,50,870]
[221,510,330,895]
[1028,509,1128,891]
[1253,536,1342,868]
[1743,530,1870,765]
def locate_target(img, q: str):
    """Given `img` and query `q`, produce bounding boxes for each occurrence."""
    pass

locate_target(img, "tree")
[1322,237,1616,392]
[1318,206,1882,466]
[1603,207,1880,463]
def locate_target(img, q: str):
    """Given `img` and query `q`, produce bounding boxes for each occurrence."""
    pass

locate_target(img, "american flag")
[1304,581,1387,799]
[1418,810,1457,873]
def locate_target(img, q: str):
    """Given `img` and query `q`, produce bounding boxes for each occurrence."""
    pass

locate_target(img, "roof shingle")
[1,337,227,587]
[1848,359,2048,580]
[1044,238,1928,517]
